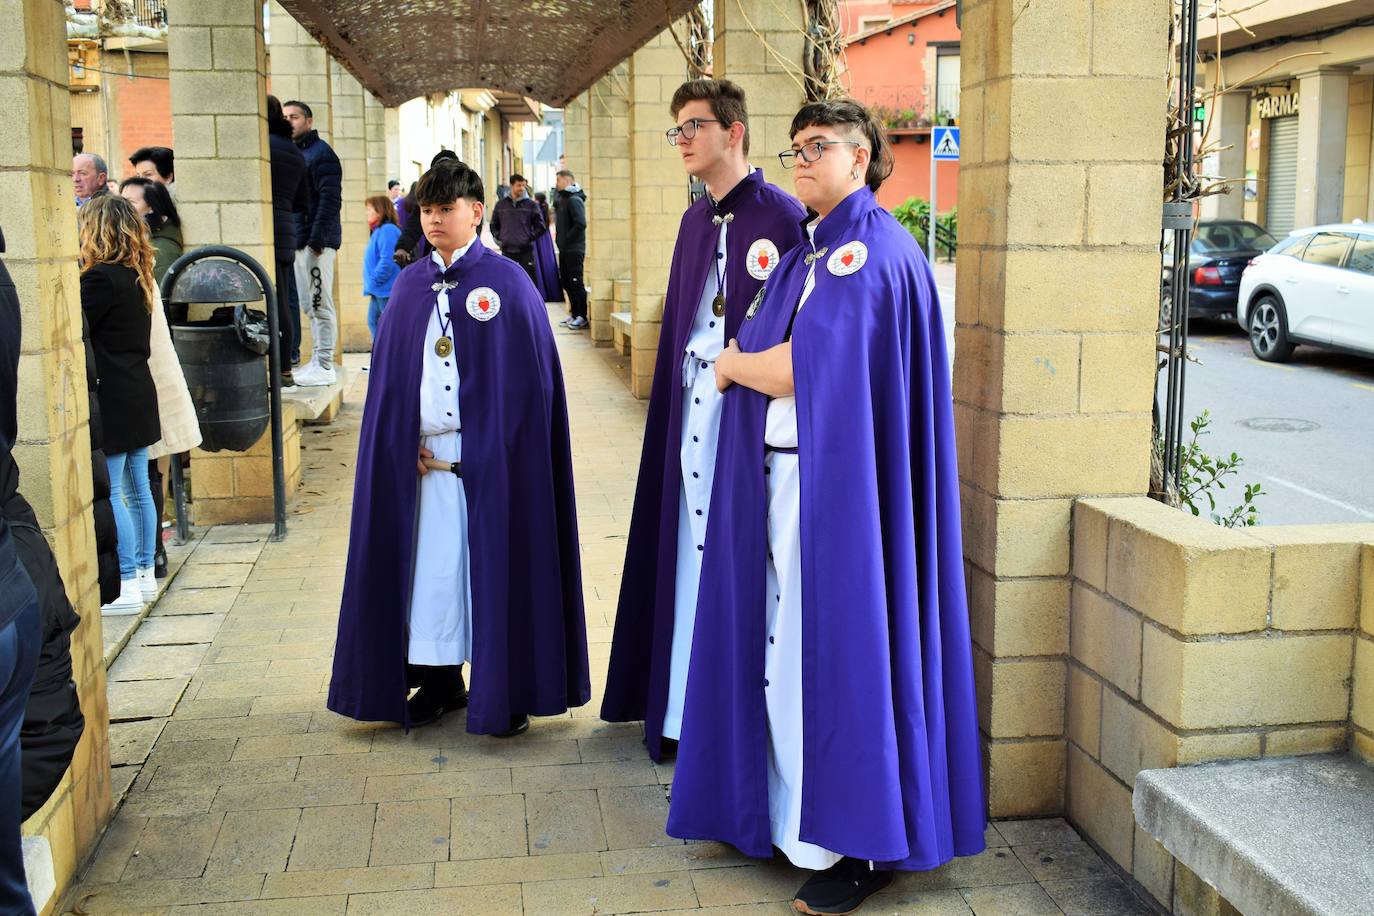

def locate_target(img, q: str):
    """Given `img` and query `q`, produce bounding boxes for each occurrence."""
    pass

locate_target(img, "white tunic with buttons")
[407,243,477,666]
[764,223,842,870]
[662,217,730,740]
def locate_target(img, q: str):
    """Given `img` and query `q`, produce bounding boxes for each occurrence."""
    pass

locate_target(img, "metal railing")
[934,82,960,122]
[915,213,957,261]
[133,0,167,29]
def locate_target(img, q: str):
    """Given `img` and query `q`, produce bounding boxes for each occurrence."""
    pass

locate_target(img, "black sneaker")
[793,857,893,915]
[492,714,530,738]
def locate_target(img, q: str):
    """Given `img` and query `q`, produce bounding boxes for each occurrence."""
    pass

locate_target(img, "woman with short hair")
[118,176,181,283]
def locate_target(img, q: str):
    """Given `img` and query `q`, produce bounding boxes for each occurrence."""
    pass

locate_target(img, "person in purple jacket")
[363,194,402,342]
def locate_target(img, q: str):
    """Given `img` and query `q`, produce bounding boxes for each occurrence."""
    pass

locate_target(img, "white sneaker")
[294,363,336,387]
[136,567,158,601]
[101,578,146,616]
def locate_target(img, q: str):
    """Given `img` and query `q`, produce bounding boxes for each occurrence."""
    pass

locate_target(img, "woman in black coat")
[267,94,309,379]
[78,196,161,615]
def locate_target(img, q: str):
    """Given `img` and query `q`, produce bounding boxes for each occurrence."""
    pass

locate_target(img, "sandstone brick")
[1176,731,1262,765]
[1255,527,1367,631]
[1354,636,1374,734]
[1072,499,1114,591]
[1174,860,1243,916]
[994,414,1151,498]
[1092,0,1172,77]
[1006,162,1087,247]
[1009,78,1165,163]
[986,737,1065,818]
[1010,0,1091,75]
[1264,725,1347,757]
[1078,333,1157,414]
[967,567,1070,657]
[1363,545,1374,636]
[1070,584,1141,698]
[1067,663,1103,758]
[982,656,1066,739]
[1099,688,1180,787]
[1065,745,1133,871]
[1087,163,1166,247]
[1133,825,1175,909]
[1103,496,1270,634]
[1354,729,1374,764]
[1142,626,1352,729]
[993,248,1160,334]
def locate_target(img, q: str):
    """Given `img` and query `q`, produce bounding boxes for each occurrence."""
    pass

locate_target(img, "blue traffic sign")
[932,126,960,161]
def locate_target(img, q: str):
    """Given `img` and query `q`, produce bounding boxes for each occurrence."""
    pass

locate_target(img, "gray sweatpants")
[293,246,337,368]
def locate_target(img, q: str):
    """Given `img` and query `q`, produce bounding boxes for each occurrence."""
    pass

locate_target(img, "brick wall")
[112,51,173,178]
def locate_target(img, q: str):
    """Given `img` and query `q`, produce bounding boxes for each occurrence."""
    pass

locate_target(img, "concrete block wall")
[1068,497,1374,909]
[587,66,631,348]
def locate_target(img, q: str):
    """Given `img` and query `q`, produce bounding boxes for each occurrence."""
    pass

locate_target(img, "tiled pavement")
[72,308,1157,915]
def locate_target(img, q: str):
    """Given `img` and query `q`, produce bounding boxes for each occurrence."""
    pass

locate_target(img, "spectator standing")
[128,146,175,197]
[79,196,162,615]
[394,151,459,268]
[488,172,545,285]
[118,177,182,282]
[388,179,407,229]
[0,230,42,916]
[72,153,108,207]
[267,95,309,384]
[284,100,343,387]
[363,195,402,342]
[553,170,588,330]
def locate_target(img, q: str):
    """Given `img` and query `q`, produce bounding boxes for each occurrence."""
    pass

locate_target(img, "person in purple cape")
[328,159,590,738]
[666,99,987,914]
[601,79,805,762]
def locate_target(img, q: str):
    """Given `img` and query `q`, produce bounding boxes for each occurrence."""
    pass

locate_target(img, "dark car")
[1163,219,1278,319]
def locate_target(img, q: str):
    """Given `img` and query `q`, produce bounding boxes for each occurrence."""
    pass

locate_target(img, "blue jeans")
[107,448,156,577]
[367,295,389,340]
[0,596,40,915]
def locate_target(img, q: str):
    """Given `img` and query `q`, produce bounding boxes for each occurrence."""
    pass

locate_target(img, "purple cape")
[665,187,987,868]
[328,242,591,734]
[532,230,563,302]
[601,170,805,761]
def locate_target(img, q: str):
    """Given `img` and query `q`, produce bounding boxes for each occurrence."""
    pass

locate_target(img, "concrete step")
[1134,753,1374,916]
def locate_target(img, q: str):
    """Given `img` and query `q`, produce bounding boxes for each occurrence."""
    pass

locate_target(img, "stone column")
[955,0,1166,821]
[384,106,402,186]
[1200,89,1249,220]
[267,0,332,142]
[1295,66,1355,228]
[586,66,631,347]
[331,60,369,352]
[169,0,299,525]
[628,33,688,397]
[563,92,593,324]
[365,92,387,200]
[713,0,807,189]
[5,0,110,899]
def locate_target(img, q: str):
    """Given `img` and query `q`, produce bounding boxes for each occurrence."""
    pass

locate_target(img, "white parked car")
[1236,223,1374,362]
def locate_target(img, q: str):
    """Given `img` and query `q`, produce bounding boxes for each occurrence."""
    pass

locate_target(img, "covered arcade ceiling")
[275,0,703,108]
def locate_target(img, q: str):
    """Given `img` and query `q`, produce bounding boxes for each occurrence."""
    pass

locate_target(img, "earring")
[851,168,860,180]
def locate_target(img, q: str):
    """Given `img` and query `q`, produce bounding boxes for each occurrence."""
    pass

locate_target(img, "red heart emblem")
[841,252,854,267]
[757,252,769,269]
[478,297,490,312]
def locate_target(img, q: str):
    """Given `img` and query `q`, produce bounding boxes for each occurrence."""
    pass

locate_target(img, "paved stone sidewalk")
[71,310,1155,915]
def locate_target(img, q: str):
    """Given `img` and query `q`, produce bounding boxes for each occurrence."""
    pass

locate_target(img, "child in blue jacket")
[364,195,403,341]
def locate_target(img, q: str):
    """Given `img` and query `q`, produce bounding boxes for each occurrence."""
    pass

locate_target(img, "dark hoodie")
[554,184,587,255]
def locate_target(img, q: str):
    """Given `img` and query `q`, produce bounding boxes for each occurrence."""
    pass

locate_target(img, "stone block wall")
[587,66,631,348]
[1355,544,1374,761]
[1067,497,1374,908]
[190,402,301,525]
[330,61,369,353]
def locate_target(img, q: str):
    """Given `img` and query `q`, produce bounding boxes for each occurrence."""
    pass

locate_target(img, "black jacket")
[294,130,343,251]
[84,317,120,605]
[269,132,309,262]
[80,264,160,455]
[554,185,587,254]
[490,195,545,253]
[0,254,36,632]
[397,190,424,258]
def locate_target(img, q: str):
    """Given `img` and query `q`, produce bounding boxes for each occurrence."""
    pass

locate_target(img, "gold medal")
[712,293,725,317]
[434,336,453,358]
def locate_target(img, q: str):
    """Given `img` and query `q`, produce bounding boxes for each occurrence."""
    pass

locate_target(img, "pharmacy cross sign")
[932,126,960,161]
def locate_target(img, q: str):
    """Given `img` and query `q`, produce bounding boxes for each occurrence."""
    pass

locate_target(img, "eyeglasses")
[777,140,861,169]
[666,118,725,146]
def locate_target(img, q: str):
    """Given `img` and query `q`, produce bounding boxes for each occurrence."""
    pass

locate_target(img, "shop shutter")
[1265,115,1300,236]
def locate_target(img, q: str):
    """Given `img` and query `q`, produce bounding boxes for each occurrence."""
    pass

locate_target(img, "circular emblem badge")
[746,238,780,281]
[827,241,868,276]
[466,287,500,322]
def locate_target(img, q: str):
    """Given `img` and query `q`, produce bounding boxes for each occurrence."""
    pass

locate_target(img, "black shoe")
[406,669,468,727]
[793,857,893,915]
[659,737,679,759]
[153,544,168,579]
[492,714,529,738]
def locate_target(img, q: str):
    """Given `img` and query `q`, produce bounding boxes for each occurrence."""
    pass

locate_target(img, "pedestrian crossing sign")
[932,126,960,161]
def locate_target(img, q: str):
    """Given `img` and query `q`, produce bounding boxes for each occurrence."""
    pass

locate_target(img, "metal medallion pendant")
[434,336,453,358]
[712,293,726,317]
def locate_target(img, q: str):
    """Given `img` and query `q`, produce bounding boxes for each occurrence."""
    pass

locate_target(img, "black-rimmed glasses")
[777,140,861,169]
[666,118,725,146]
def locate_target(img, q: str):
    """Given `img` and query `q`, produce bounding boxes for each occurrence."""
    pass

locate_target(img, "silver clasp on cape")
[431,280,460,293]
[804,246,829,265]
[711,212,735,227]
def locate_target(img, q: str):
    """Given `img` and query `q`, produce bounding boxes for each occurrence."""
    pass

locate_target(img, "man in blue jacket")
[488,173,545,285]
[285,101,343,388]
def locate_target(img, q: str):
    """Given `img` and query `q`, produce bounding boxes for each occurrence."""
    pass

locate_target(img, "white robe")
[407,244,476,666]
[763,224,842,871]
[662,217,729,740]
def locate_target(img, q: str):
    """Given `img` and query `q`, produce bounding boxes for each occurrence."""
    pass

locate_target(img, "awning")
[275,0,700,107]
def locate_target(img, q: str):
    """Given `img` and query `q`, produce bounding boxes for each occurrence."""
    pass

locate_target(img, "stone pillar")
[6,0,110,901]
[713,0,807,189]
[331,60,369,352]
[628,32,687,397]
[1200,90,1248,220]
[170,0,297,526]
[365,91,387,199]
[563,92,593,325]
[384,106,402,186]
[586,66,631,347]
[267,0,332,142]
[1295,67,1355,228]
[955,0,1166,820]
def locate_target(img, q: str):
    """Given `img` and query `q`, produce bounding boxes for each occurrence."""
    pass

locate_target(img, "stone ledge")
[282,368,347,423]
[1134,754,1374,916]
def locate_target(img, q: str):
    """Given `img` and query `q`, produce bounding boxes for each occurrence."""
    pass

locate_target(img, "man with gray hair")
[72,153,108,208]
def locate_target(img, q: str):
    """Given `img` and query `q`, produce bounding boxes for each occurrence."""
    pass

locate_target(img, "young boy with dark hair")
[329,159,590,738]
